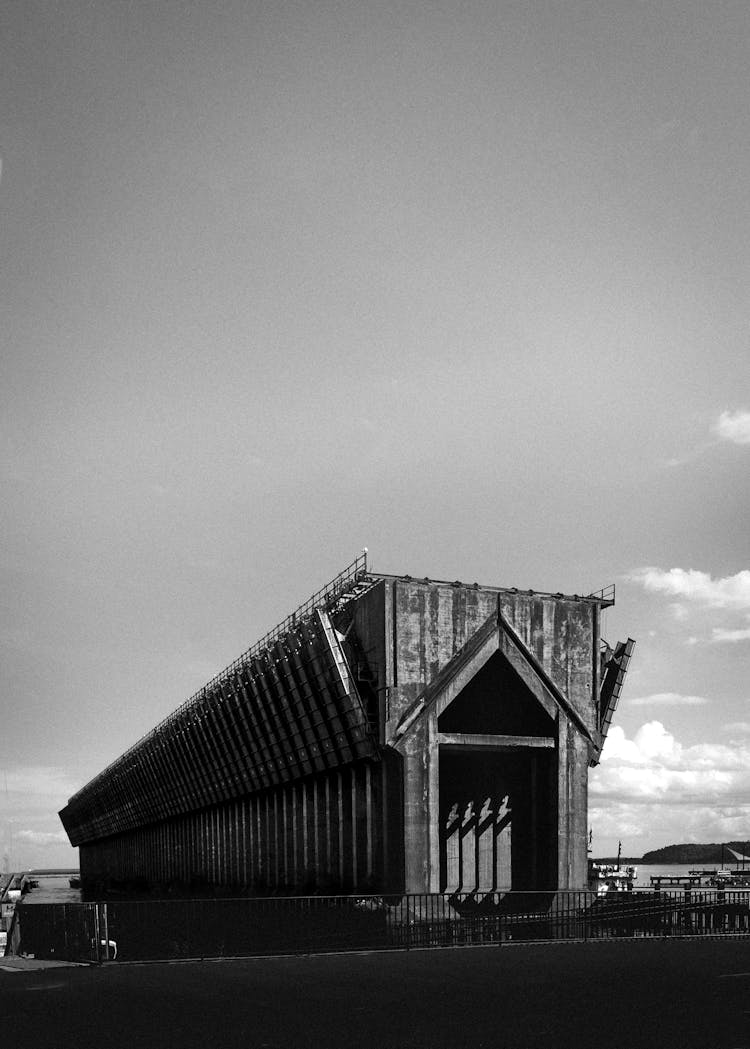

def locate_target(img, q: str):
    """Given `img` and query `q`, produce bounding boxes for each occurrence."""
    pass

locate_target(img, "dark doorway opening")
[436,650,558,892]
[438,748,556,892]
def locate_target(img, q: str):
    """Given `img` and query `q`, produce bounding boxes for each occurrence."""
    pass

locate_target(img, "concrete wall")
[80,757,403,894]
[389,580,497,729]
[365,579,601,893]
[69,573,611,898]
[499,593,599,737]
[379,580,598,735]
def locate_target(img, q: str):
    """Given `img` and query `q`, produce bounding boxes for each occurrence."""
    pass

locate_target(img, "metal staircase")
[590,637,635,765]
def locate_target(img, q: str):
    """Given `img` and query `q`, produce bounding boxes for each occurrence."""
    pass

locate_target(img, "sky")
[1,0,749,869]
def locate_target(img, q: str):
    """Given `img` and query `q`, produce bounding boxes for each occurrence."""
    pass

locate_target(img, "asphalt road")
[2,939,750,1049]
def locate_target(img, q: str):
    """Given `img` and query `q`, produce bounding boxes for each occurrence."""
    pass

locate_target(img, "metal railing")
[66,552,372,807]
[13,888,750,963]
[587,583,615,606]
[245,552,370,661]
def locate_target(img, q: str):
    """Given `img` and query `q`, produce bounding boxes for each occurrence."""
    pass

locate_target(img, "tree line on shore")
[640,841,750,864]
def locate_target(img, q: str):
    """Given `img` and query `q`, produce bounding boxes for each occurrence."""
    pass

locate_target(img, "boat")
[588,860,637,896]
[69,876,81,889]
[709,845,750,887]
[710,869,750,888]
[587,838,636,896]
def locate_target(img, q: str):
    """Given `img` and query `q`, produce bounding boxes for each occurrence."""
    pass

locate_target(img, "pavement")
[2,939,750,1048]
[0,955,90,972]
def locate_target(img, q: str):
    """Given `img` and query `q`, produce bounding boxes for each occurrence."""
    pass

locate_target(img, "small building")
[59,554,633,896]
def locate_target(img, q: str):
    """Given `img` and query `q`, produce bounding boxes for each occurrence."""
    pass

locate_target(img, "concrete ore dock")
[59,554,634,896]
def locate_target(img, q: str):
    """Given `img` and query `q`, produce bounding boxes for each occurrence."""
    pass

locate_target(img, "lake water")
[24,870,82,905]
[629,862,750,888]
[18,863,750,903]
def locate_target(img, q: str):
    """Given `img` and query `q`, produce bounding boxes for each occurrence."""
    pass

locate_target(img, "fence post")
[93,903,101,964]
[102,902,109,960]
[582,892,587,942]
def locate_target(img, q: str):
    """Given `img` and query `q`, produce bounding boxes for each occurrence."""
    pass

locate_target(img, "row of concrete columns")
[80,759,397,894]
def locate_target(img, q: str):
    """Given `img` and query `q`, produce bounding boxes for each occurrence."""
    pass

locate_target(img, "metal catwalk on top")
[60,557,378,846]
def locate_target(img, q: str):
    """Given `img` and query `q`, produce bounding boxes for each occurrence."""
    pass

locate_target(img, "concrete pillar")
[557,718,589,888]
[460,801,476,892]
[444,803,460,893]
[399,718,441,893]
[477,797,493,891]
[496,796,512,891]
[400,720,431,893]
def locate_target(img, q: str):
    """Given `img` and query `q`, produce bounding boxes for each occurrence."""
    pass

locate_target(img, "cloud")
[0,765,83,867]
[661,408,750,468]
[589,798,750,853]
[628,692,709,707]
[661,448,708,469]
[679,617,750,645]
[592,722,750,801]
[16,829,69,847]
[589,719,750,850]
[1,765,79,805]
[713,409,750,445]
[709,625,750,643]
[2,817,79,868]
[629,567,750,610]
[724,722,750,735]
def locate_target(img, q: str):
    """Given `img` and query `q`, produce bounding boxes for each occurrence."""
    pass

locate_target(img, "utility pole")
[1,769,7,874]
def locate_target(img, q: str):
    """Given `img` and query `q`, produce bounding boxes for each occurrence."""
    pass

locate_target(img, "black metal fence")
[14,889,750,963]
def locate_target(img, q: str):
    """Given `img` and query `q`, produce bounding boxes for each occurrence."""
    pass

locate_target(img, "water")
[23,870,81,905]
[634,862,750,888]
[17,864,750,903]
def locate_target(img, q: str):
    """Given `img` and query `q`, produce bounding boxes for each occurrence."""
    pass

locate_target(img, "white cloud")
[629,566,750,610]
[16,829,69,847]
[589,799,750,854]
[713,409,750,445]
[628,692,709,707]
[1,765,79,805]
[724,722,750,735]
[710,626,750,643]
[593,722,750,805]
[682,618,750,645]
[0,766,83,867]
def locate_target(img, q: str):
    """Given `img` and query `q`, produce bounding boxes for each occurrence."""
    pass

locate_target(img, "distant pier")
[650,869,750,890]
[650,873,704,889]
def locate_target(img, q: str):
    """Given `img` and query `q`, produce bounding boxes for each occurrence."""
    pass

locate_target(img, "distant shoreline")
[592,857,642,864]
[23,868,79,876]
[589,857,727,864]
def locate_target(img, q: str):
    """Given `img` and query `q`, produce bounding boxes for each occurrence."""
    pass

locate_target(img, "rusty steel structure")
[60,554,634,895]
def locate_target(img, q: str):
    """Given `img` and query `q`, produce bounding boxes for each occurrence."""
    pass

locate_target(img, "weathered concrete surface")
[388,581,498,727]
[63,570,626,898]
[376,580,606,892]
[500,593,599,735]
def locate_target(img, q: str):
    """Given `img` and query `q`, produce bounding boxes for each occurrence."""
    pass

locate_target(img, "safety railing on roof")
[246,550,370,660]
[66,552,371,804]
[164,549,370,721]
[587,583,615,606]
